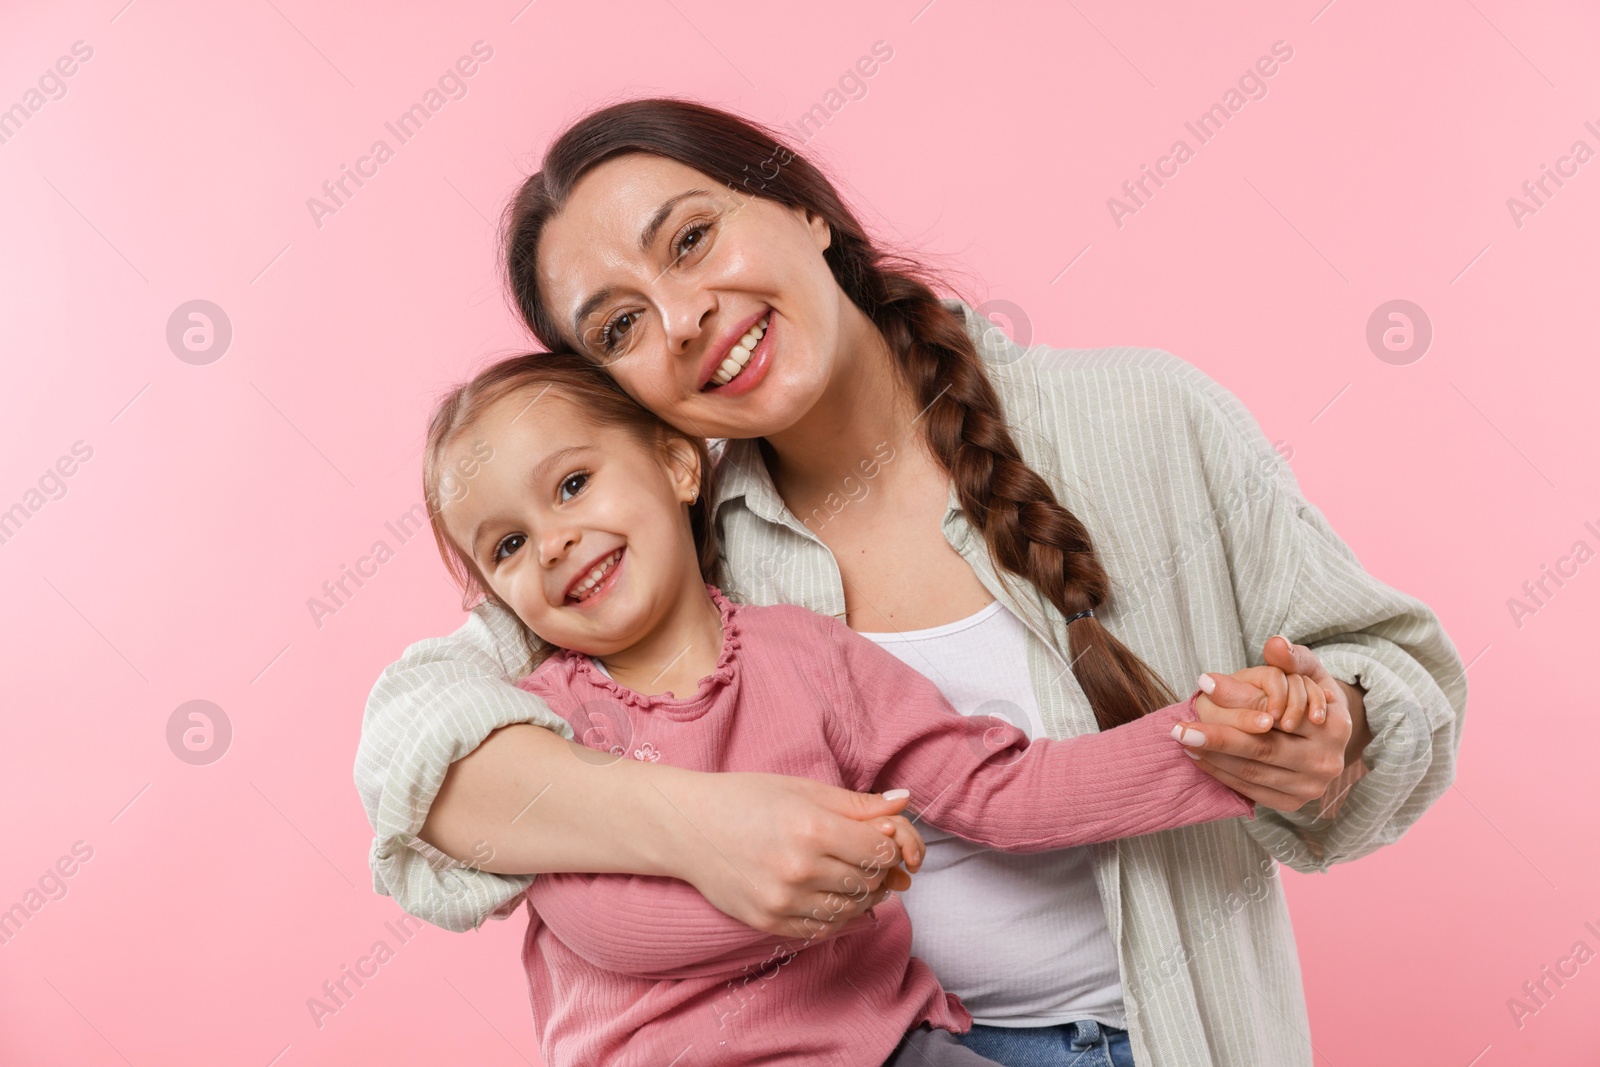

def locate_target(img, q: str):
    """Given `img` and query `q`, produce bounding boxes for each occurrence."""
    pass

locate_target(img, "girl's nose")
[540,529,579,568]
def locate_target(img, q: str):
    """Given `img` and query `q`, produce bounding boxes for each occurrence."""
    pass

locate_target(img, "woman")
[354,99,1466,1066]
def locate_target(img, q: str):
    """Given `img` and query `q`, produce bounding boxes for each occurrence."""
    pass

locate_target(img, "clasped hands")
[1177,634,1357,812]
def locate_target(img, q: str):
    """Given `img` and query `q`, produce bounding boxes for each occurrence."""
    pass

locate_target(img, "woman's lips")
[707,312,769,388]
[702,312,774,397]
[698,307,770,390]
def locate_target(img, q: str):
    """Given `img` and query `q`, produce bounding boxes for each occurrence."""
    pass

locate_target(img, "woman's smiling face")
[536,154,848,441]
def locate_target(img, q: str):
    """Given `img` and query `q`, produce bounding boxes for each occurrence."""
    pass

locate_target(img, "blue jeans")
[954,1020,1136,1067]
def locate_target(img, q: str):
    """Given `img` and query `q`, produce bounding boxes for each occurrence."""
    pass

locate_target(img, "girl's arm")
[355,605,915,934]
[815,615,1254,851]
[526,869,836,981]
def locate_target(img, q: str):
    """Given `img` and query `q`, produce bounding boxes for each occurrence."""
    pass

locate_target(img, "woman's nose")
[659,283,716,356]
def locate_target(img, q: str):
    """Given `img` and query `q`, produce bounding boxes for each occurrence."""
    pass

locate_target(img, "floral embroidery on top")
[632,743,662,763]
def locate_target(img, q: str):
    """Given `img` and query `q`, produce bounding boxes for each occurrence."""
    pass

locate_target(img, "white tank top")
[859,600,1125,1028]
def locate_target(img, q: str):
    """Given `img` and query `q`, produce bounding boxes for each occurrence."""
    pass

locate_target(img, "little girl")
[421,352,1259,1067]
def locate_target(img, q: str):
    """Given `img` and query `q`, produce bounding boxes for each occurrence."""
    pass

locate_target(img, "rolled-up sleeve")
[1173,359,1468,872]
[354,603,576,932]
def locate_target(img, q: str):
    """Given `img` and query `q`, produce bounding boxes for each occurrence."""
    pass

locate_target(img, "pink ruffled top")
[513,585,1252,1067]
[557,584,745,717]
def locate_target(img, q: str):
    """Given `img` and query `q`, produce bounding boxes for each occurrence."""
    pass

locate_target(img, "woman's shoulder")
[946,297,1217,415]
[951,302,1266,466]
[1006,346,1216,420]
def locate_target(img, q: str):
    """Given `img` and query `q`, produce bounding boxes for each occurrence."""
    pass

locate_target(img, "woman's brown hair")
[423,350,719,673]
[501,99,1176,729]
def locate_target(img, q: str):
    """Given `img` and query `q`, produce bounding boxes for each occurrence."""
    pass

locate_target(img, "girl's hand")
[874,794,927,875]
[1172,638,1352,812]
[1195,664,1328,733]
[668,771,923,941]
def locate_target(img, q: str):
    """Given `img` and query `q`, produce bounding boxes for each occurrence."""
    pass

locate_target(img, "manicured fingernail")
[882,788,910,801]
[1256,714,1272,730]
[1184,750,1201,760]
[1174,727,1206,747]
[1196,673,1216,694]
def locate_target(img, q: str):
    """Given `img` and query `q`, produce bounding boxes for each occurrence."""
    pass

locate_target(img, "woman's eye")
[492,533,525,564]
[559,472,589,502]
[599,311,639,353]
[672,220,713,264]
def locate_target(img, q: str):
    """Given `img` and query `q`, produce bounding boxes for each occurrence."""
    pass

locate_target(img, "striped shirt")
[354,299,1468,1066]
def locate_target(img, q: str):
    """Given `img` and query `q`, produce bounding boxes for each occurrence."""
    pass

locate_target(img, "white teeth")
[571,550,621,601]
[711,313,771,386]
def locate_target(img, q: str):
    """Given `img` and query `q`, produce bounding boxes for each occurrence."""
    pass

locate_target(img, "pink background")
[2,0,1596,1063]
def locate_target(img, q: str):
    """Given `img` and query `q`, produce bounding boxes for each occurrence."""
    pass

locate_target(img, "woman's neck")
[595,579,724,698]
[761,302,921,499]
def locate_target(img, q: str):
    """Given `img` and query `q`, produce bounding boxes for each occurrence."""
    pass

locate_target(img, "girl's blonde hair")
[423,350,720,672]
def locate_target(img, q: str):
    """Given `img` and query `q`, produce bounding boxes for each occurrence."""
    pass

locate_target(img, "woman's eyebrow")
[639,189,711,252]
[572,286,618,341]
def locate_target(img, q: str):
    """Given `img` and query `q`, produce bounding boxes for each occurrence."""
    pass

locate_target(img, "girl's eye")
[492,533,525,564]
[599,311,640,354]
[559,472,589,502]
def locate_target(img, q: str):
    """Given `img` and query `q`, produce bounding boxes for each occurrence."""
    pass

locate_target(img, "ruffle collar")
[558,584,742,716]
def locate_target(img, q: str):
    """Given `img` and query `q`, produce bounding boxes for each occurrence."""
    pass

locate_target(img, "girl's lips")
[566,548,624,606]
[702,312,774,397]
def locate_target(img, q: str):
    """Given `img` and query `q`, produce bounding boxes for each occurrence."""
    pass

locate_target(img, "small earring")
[689,488,699,504]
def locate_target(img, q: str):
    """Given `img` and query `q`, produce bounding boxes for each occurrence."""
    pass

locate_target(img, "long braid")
[858,267,1177,729]
[503,97,1178,730]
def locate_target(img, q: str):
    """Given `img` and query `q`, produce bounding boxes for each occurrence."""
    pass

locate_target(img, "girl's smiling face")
[535,154,849,442]
[437,386,703,657]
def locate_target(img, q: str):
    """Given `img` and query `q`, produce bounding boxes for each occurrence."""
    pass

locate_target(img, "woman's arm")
[356,601,916,934]
[1160,355,1467,870]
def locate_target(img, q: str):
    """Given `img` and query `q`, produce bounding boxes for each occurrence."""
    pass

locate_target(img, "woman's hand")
[666,770,924,941]
[1172,637,1356,812]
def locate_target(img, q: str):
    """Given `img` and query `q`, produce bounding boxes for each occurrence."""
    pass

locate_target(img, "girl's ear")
[663,436,702,501]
